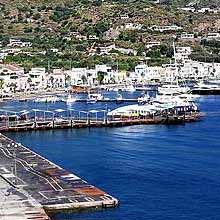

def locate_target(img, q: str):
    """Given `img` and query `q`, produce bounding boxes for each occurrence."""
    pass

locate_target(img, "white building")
[95,65,117,84]
[7,39,32,48]
[180,32,195,40]
[207,33,220,40]
[28,68,47,90]
[124,23,142,30]
[68,68,87,85]
[96,44,116,55]
[49,69,66,88]
[134,64,162,81]
[175,47,192,61]
[149,25,183,32]
[146,41,161,49]
[0,64,26,93]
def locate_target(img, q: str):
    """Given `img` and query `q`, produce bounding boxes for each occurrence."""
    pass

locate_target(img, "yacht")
[193,82,220,90]
[158,84,190,95]
[155,93,199,103]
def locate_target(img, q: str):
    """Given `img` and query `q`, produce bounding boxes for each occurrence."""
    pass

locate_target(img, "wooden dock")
[0,134,119,213]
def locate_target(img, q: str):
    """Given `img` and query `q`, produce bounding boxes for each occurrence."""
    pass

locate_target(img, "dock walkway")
[0,176,49,220]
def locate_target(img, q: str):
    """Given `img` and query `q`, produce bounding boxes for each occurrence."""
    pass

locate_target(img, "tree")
[49,76,54,88]
[65,75,71,87]
[0,78,4,100]
[81,75,87,84]
[97,71,106,85]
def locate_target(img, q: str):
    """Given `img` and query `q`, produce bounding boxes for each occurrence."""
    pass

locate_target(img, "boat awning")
[32,109,42,112]
[89,110,99,113]
[55,109,66,113]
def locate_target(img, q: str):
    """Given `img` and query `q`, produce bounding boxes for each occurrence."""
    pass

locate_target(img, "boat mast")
[173,41,178,85]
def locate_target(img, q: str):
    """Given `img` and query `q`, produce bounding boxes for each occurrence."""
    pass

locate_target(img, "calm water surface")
[4,95,220,220]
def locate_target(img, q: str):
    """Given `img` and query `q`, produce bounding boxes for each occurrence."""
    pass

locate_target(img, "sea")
[3,92,220,220]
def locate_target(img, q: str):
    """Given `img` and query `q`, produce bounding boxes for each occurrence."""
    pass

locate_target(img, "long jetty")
[0,112,202,132]
[0,133,118,214]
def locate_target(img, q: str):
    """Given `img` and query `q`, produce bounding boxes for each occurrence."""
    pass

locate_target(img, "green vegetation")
[0,0,220,70]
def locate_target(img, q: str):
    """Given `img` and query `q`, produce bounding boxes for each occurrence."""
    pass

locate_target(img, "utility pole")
[12,143,17,186]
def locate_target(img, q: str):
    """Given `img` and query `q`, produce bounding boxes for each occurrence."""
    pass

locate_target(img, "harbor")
[0,86,216,220]
[4,95,219,220]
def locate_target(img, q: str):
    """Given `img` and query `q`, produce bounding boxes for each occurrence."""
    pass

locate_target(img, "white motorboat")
[115,93,123,103]
[66,94,77,104]
[121,85,136,92]
[34,96,58,103]
[158,84,190,95]
[87,93,103,103]
[138,94,150,103]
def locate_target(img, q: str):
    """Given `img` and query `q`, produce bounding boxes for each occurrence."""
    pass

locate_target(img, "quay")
[0,133,119,214]
[0,175,50,220]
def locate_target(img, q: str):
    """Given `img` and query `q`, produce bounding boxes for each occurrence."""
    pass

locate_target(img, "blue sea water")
[4,95,220,220]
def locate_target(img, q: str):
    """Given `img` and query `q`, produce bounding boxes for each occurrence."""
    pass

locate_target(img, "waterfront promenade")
[0,133,118,217]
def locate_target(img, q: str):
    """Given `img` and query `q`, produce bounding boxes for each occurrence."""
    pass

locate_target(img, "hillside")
[0,0,220,70]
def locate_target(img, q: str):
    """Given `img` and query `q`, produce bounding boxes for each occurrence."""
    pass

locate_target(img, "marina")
[0,89,215,220]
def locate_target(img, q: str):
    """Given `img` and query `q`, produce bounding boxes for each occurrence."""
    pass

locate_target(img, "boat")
[115,93,123,104]
[121,85,136,92]
[34,96,58,103]
[87,93,103,104]
[108,99,198,119]
[137,93,150,104]
[155,92,199,103]
[193,82,220,90]
[66,94,77,104]
[158,84,190,95]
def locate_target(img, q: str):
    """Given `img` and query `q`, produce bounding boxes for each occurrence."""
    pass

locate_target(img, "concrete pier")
[0,134,118,214]
[0,176,49,220]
